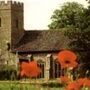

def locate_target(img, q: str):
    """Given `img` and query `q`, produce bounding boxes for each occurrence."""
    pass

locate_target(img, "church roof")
[14,30,70,52]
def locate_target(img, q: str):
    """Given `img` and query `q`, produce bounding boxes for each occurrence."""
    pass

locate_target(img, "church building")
[0,0,73,80]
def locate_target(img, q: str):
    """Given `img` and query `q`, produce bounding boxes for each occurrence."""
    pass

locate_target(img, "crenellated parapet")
[0,0,23,10]
[0,0,24,48]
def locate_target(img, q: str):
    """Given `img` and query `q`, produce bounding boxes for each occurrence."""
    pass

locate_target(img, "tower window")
[0,18,1,27]
[16,19,18,28]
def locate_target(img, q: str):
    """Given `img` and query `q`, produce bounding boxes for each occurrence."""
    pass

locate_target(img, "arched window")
[0,18,1,27]
[55,59,61,78]
[16,19,18,28]
[37,59,45,78]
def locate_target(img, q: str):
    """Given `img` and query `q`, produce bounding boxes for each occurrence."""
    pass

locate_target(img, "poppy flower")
[20,70,27,77]
[77,78,90,87]
[76,78,86,87]
[58,50,77,69]
[60,59,78,69]
[84,78,90,87]
[60,76,71,84]
[65,81,80,90]
[21,62,29,71]
[20,61,42,78]
[58,50,77,62]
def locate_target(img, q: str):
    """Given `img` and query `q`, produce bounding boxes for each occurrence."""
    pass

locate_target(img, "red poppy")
[21,62,29,71]
[84,78,90,87]
[20,70,27,77]
[77,78,90,87]
[77,78,86,87]
[60,59,78,69]
[60,76,71,84]
[58,50,77,69]
[20,61,42,78]
[65,81,80,90]
[58,50,77,62]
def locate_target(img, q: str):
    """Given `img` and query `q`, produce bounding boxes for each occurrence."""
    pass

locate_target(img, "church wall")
[19,52,61,80]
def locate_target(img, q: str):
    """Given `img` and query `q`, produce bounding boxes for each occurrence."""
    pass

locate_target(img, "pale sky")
[5,0,88,30]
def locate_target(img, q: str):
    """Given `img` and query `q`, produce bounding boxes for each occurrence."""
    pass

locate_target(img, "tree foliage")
[48,1,90,77]
[48,2,84,29]
[48,2,90,51]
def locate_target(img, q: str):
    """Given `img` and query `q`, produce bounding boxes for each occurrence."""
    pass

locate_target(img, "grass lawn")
[0,81,90,90]
[0,81,64,90]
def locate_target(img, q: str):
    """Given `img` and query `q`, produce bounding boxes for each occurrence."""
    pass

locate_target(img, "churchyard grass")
[0,81,90,90]
[0,81,64,90]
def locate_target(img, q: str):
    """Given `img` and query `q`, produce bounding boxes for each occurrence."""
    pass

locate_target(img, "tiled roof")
[14,30,70,52]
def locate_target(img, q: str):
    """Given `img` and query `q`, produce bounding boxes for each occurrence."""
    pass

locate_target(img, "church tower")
[0,0,24,50]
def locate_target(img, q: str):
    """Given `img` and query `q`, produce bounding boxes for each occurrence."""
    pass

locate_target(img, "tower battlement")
[0,1,23,10]
[0,0,24,47]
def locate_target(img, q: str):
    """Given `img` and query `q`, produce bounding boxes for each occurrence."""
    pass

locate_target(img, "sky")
[4,0,88,30]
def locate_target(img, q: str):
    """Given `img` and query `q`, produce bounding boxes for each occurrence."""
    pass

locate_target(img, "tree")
[48,1,90,77]
[48,2,84,29]
[65,4,90,77]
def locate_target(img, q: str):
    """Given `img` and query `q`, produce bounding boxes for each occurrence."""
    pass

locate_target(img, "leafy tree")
[48,2,90,77]
[48,2,84,29]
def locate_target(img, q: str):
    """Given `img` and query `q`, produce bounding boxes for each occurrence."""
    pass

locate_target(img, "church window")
[37,59,45,78]
[0,18,1,27]
[16,19,18,28]
[55,59,61,78]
